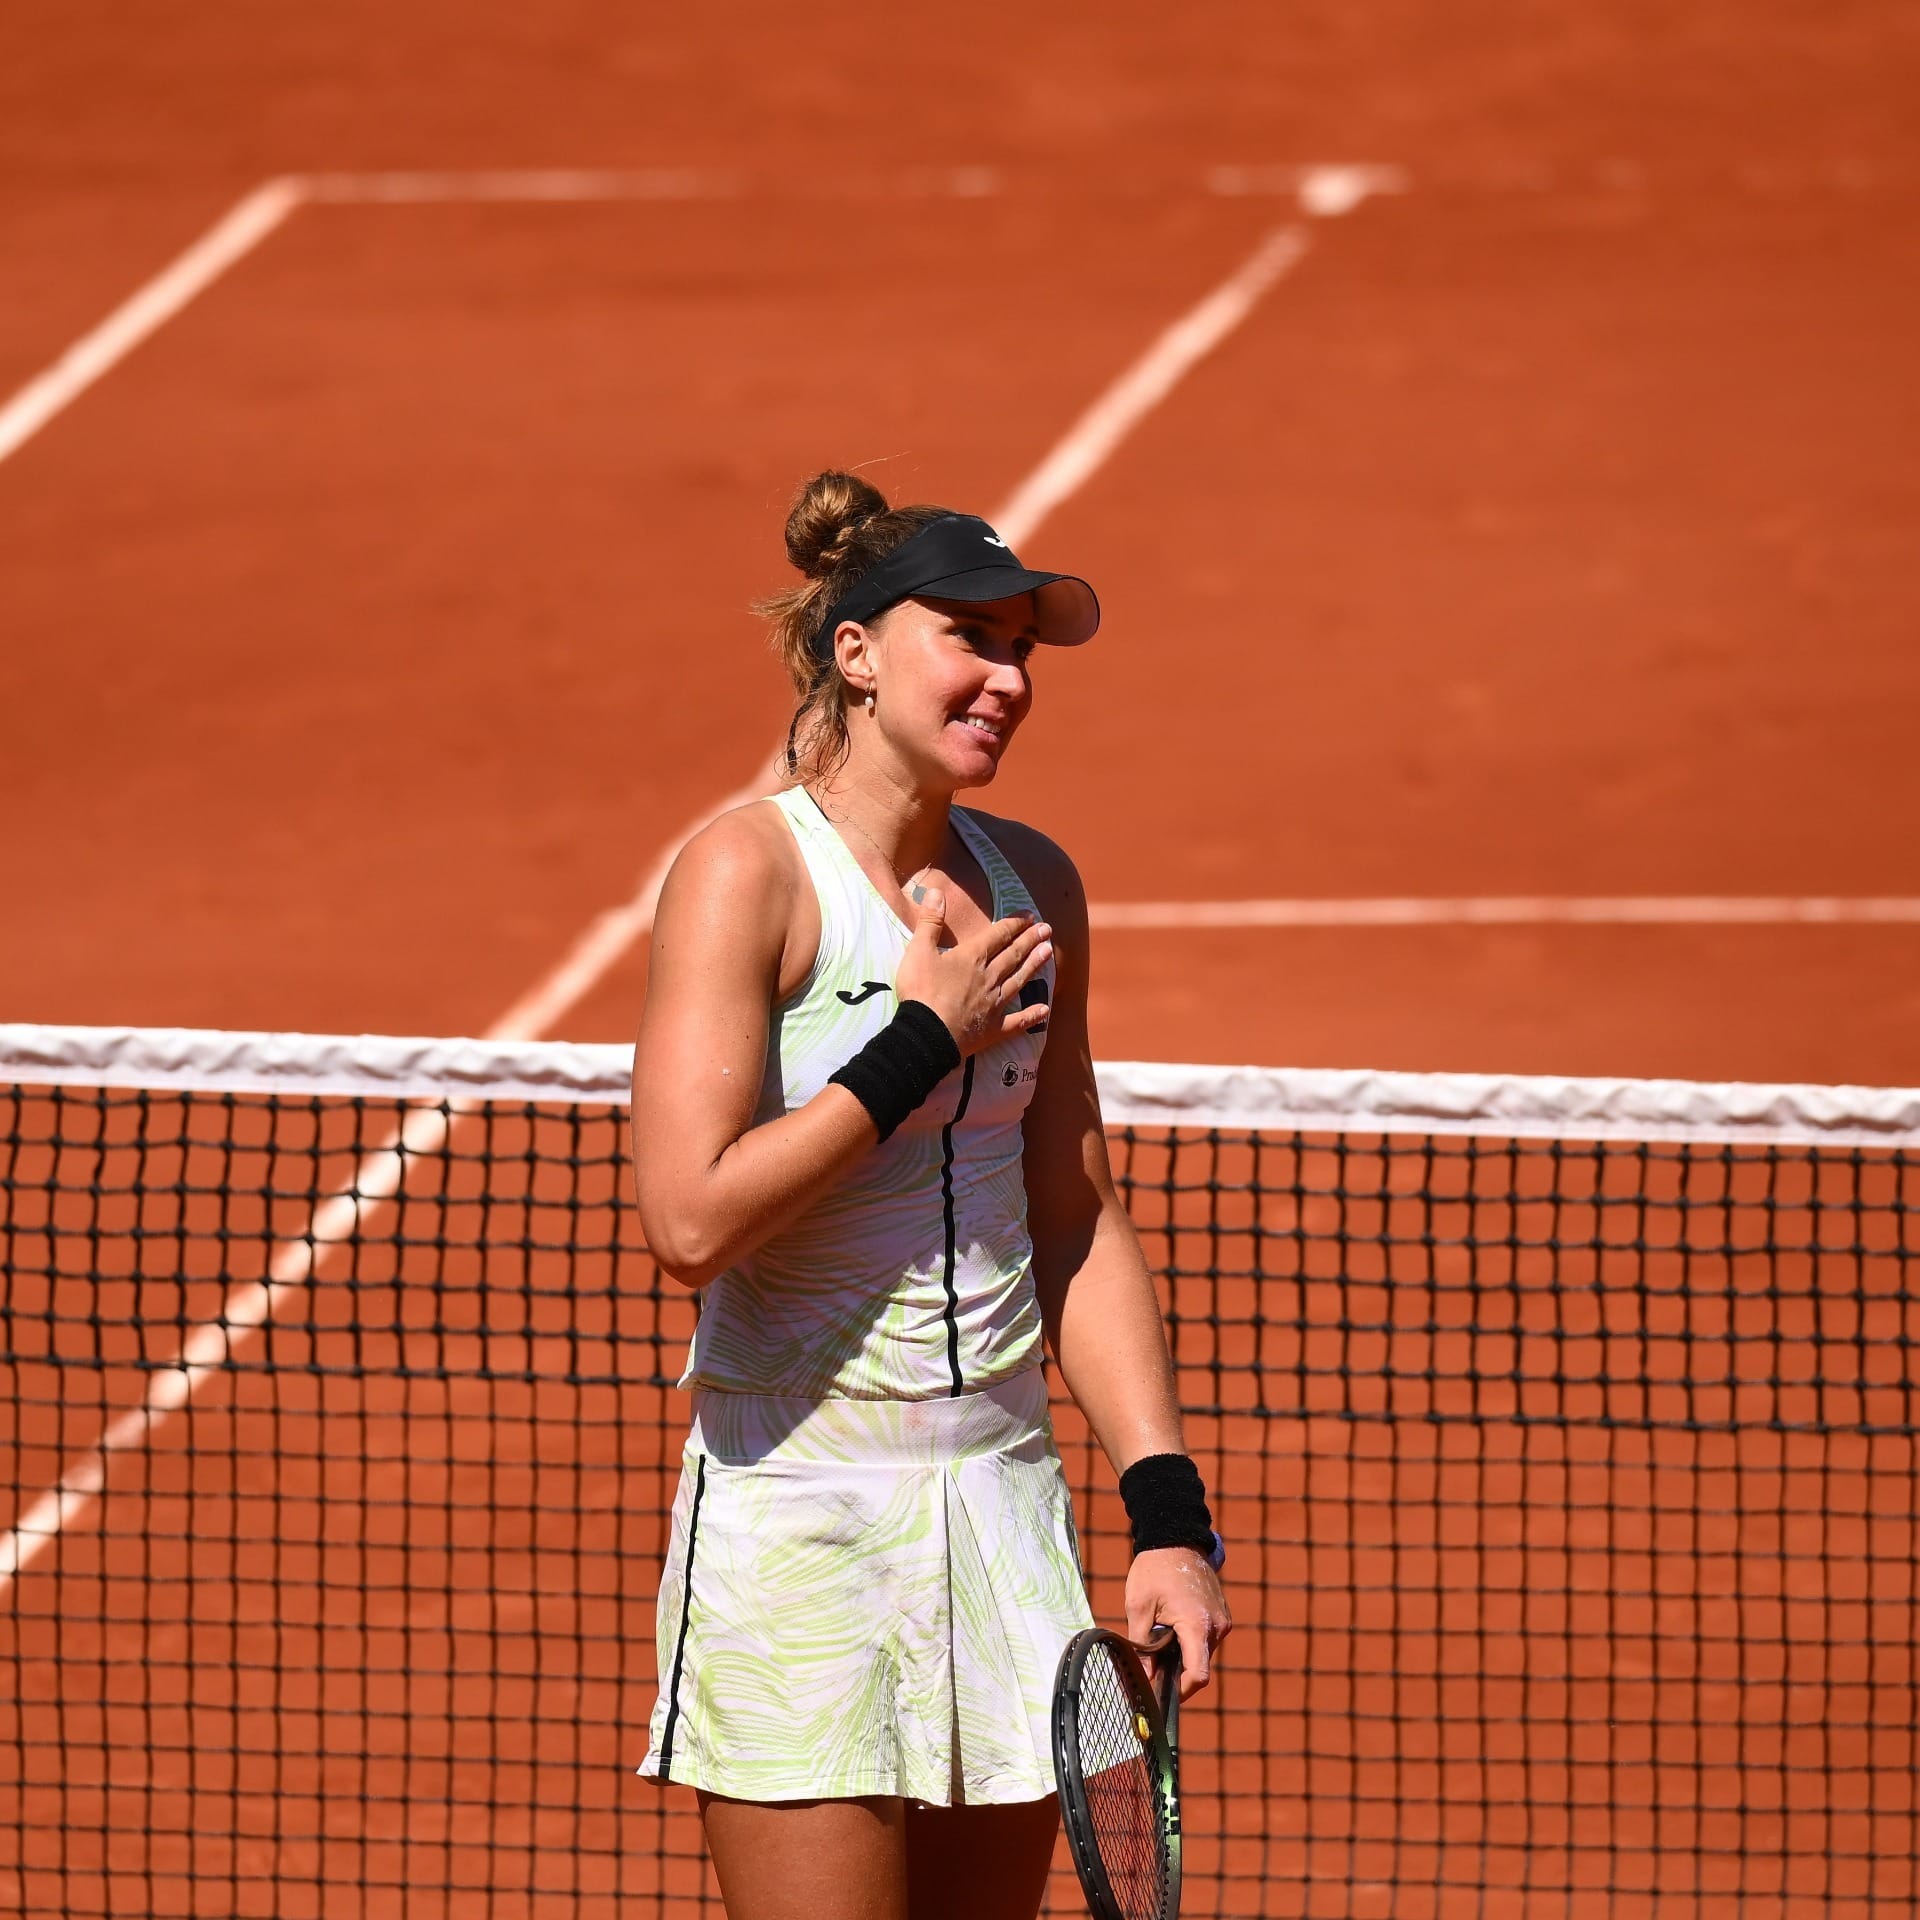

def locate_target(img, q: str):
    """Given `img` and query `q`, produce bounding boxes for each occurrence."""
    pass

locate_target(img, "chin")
[948,750,1008,794]
[917,736,1004,793]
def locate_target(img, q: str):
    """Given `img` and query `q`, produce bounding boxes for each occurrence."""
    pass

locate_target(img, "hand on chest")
[904,860,999,943]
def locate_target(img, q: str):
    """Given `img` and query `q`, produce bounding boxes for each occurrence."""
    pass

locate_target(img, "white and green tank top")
[680,784,1056,1401]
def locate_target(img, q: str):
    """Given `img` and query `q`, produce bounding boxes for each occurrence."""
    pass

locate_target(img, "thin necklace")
[807,787,941,897]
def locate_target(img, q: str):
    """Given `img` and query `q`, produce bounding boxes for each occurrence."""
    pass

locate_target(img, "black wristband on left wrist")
[1118,1451,1217,1559]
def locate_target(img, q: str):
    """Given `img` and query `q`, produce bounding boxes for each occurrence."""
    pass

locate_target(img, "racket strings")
[1076,1646,1168,1920]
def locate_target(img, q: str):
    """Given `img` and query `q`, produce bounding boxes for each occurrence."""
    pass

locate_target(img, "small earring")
[864,687,876,712]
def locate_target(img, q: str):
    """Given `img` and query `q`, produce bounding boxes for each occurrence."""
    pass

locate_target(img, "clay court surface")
[2,3,1918,1917]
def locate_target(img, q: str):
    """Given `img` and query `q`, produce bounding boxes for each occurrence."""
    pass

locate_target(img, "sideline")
[0,177,305,463]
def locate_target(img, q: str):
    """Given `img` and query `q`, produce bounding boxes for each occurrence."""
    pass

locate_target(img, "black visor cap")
[809,515,1100,661]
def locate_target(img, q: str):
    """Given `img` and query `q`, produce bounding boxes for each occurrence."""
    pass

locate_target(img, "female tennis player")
[630,471,1231,1920]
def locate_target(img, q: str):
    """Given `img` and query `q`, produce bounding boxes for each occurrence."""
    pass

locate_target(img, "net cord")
[4,1022,1919,1146]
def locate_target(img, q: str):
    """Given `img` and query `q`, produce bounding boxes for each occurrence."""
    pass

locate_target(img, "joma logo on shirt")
[1001,1062,1038,1088]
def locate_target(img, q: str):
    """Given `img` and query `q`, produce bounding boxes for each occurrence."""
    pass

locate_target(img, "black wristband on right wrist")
[827,999,961,1142]
[1118,1452,1217,1558]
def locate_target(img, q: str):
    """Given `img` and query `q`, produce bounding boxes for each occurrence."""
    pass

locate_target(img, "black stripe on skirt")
[657,1453,708,1780]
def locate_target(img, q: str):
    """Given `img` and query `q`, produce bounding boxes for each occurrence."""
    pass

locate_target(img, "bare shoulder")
[661,798,795,904]
[959,807,1086,932]
[650,794,826,1010]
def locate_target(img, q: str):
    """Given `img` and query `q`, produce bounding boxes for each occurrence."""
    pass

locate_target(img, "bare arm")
[631,805,1055,1289]
[1005,819,1232,1694]
[630,809,881,1288]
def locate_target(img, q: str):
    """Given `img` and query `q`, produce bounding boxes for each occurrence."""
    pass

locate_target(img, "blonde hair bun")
[784,470,890,581]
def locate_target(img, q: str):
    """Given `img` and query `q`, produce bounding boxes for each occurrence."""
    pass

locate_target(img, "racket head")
[1051,1628,1182,1920]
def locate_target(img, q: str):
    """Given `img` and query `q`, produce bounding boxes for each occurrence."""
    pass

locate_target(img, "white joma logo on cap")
[983,534,1008,547]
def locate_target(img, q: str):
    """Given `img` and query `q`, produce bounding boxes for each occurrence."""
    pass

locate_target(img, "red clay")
[4,4,1919,1917]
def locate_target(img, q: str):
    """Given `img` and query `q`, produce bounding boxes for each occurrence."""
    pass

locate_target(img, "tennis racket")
[1051,1625,1182,1920]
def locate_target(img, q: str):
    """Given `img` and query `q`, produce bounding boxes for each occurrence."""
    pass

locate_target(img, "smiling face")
[836,593,1039,792]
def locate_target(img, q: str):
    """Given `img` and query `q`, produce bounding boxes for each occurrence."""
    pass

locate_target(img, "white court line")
[1088,895,1920,929]
[1210,163,1410,216]
[480,784,774,1043]
[0,163,1374,467]
[996,226,1308,542]
[299,165,1010,204]
[0,1102,453,1589]
[308,163,1382,213]
[300,167,749,204]
[0,176,307,467]
[0,220,1319,1594]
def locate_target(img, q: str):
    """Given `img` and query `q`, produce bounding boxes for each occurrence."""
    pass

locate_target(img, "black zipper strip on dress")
[657,1453,708,1779]
[805,786,991,1397]
[938,1056,976,1397]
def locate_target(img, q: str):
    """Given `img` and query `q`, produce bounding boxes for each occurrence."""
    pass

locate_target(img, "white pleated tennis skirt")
[637,1367,1094,1806]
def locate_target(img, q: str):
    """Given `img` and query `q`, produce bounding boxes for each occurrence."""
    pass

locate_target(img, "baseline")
[0,163,1399,468]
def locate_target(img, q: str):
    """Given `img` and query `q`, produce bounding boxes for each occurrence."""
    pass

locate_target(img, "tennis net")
[2,1024,1916,1919]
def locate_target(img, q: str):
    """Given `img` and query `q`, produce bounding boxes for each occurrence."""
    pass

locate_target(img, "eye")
[1015,640,1038,666]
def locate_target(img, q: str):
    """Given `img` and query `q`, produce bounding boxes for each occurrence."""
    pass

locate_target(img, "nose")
[986,654,1029,698]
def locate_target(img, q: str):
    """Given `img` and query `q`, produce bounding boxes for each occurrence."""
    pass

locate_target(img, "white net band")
[3,1021,1918,1147]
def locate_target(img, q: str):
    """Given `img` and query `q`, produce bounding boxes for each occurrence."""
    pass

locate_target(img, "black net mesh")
[2,1072,1917,1918]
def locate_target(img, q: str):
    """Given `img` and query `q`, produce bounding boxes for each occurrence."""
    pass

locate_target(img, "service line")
[0,218,1319,1593]
[1088,895,1920,929]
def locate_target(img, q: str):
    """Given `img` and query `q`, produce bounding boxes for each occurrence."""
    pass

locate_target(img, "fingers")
[1134,1610,1207,1693]
[1185,1598,1233,1699]
[980,908,1045,959]
[1005,999,1052,1038]
[1171,1606,1235,1701]
[987,943,1053,1043]
[1172,1617,1211,1699]
[985,918,1052,991]
[1129,1609,1211,1700]
[1125,1592,1159,1651]
[1000,933,1055,1000]
[1125,1551,1232,1701]
[899,901,1053,1057]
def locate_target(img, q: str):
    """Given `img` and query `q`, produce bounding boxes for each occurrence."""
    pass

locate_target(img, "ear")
[834,619,879,691]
